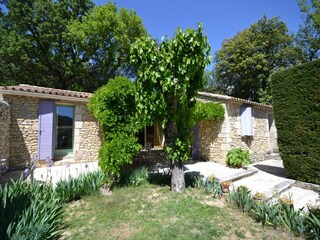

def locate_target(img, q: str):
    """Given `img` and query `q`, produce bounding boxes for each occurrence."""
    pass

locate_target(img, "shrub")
[88,76,138,139]
[228,186,254,212]
[99,133,141,185]
[226,147,250,168]
[89,77,142,186]
[271,59,320,184]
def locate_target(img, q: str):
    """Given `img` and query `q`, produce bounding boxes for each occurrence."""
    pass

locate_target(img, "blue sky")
[93,0,304,54]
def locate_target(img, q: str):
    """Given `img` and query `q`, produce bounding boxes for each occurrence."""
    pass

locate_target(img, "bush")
[99,133,141,185]
[89,77,142,186]
[226,147,250,168]
[88,76,139,139]
[271,59,320,184]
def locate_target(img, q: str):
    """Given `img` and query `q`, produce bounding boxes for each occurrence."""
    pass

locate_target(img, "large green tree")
[131,24,211,193]
[0,1,146,91]
[296,0,320,62]
[213,16,299,103]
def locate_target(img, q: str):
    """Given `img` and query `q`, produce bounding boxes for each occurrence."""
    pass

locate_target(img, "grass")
[62,184,302,240]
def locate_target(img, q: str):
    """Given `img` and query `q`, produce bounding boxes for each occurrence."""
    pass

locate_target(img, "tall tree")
[131,25,211,193]
[296,0,320,62]
[0,1,146,91]
[213,16,299,103]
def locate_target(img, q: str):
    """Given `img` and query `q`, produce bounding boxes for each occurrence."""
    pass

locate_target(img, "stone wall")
[76,103,102,162]
[4,95,38,169]
[226,102,272,162]
[197,95,275,164]
[3,95,102,168]
[0,97,11,172]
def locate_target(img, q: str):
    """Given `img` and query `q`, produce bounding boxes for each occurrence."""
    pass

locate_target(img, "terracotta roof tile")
[0,84,92,99]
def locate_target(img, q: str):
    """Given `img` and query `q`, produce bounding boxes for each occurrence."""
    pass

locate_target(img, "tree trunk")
[171,161,185,193]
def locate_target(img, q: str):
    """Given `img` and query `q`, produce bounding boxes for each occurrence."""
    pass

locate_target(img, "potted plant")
[220,181,232,193]
[226,147,251,168]
[253,192,265,201]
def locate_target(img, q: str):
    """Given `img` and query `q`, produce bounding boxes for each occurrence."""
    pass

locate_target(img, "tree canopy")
[0,1,146,91]
[213,16,300,103]
[296,0,320,62]
[131,24,211,192]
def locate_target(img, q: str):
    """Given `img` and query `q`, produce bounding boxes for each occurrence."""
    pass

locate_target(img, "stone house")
[193,92,278,164]
[0,85,101,170]
[0,84,278,170]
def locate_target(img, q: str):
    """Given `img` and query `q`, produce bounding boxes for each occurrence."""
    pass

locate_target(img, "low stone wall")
[0,98,10,173]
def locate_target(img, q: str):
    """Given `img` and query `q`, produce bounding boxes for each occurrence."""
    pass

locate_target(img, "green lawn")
[62,184,302,240]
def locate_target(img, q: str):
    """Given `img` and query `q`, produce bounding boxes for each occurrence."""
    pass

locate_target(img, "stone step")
[231,171,296,200]
[280,187,320,210]
[217,168,258,183]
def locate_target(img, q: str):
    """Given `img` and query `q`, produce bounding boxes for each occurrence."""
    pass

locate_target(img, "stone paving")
[185,159,320,211]
[1,158,319,211]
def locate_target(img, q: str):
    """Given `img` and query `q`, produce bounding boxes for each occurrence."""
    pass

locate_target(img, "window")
[54,105,74,157]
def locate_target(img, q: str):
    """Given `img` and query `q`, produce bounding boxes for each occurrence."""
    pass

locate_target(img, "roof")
[0,84,272,108]
[198,92,272,110]
[0,84,92,102]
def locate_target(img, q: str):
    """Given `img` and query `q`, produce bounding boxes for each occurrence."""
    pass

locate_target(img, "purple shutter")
[38,100,54,160]
[240,106,253,136]
[192,124,200,160]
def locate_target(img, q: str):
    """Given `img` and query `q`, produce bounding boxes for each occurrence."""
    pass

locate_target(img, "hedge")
[271,59,320,184]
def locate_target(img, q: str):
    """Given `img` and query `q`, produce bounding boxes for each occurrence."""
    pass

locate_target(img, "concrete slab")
[184,162,257,182]
[252,160,288,178]
[231,171,295,199]
[281,187,320,210]
[31,161,99,185]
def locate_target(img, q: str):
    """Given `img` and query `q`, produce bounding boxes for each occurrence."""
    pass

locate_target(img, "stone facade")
[0,97,11,173]
[0,95,101,169]
[197,94,276,164]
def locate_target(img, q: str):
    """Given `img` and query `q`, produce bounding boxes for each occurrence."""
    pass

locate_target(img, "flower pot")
[222,187,229,193]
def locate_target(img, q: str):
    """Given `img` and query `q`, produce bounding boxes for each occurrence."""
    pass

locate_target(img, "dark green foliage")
[226,147,251,168]
[228,186,254,213]
[271,59,320,184]
[0,171,103,239]
[305,211,320,239]
[0,1,146,91]
[0,178,62,240]
[214,16,300,103]
[192,101,225,123]
[281,204,306,235]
